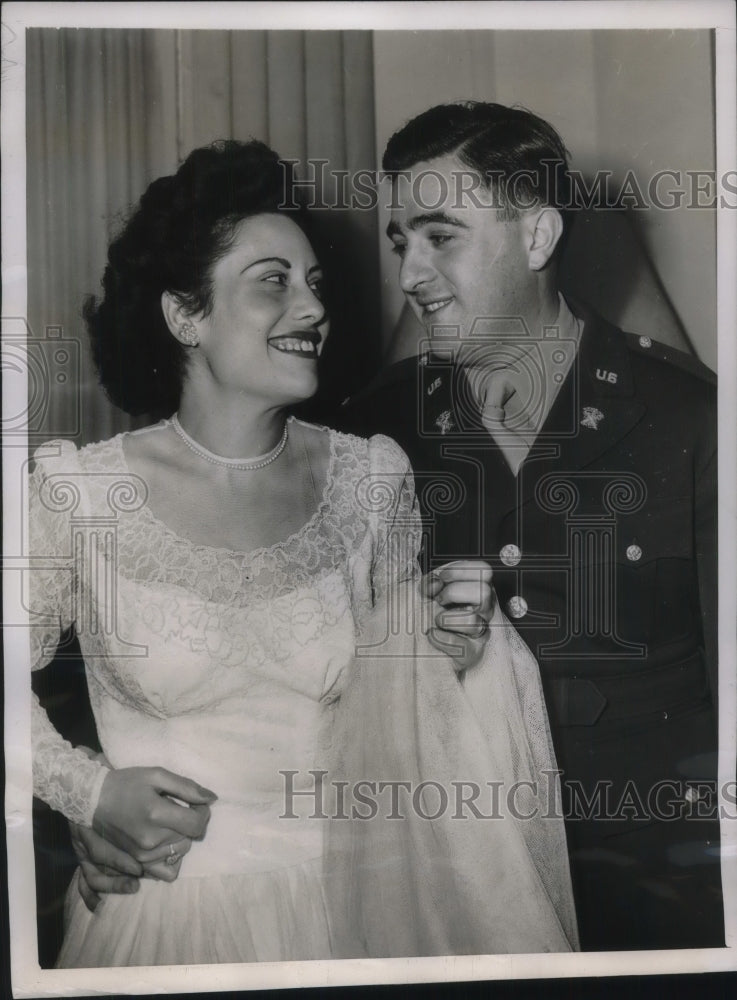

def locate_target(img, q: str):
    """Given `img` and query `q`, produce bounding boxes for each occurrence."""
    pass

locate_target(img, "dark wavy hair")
[382,101,571,225]
[86,140,307,417]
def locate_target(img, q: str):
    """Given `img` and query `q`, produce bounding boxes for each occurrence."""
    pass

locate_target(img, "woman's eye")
[309,280,324,300]
[263,272,288,287]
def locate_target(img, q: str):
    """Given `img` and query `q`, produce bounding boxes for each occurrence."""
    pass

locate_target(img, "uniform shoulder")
[624,332,716,387]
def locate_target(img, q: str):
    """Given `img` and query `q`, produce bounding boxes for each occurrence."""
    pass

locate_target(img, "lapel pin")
[581,406,605,430]
[639,336,652,349]
[435,410,455,435]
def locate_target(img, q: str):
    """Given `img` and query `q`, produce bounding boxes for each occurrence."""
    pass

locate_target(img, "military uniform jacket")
[342,305,718,808]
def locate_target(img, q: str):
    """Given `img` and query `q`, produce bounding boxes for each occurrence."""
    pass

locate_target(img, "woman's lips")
[268,333,320,358]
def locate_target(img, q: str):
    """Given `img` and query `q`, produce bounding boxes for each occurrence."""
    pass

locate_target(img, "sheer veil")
[324,581,579,956]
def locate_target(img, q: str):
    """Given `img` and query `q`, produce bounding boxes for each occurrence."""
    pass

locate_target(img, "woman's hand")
[92,767,216,859]
[70,822,194,912]
[422,560,495,672]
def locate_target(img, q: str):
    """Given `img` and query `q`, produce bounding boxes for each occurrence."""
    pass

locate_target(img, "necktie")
[469,364,538,476]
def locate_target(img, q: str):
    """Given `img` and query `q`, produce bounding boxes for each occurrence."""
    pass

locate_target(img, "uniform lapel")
[510,307,648,514]
[419,311,648,522]
[421,358,519,554]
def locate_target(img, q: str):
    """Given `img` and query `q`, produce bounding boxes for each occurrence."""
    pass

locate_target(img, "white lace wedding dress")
[30,419,578,967]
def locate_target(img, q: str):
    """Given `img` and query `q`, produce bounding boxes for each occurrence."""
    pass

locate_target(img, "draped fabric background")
[26,28,716,447]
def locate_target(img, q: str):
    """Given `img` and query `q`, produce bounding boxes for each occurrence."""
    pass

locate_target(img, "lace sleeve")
[28,442,109,827]
[365,434,423,604]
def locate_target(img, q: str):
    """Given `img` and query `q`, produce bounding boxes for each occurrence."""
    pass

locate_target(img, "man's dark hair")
[86,140,308,418]
[382,101,571,221]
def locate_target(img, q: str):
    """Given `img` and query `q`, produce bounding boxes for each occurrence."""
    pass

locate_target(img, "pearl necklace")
[170,414,289,470]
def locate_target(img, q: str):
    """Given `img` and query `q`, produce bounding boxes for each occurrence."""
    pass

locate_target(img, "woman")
[30,140,577,966]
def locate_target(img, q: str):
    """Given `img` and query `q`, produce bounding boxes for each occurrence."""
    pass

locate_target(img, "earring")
[179,321,199,347]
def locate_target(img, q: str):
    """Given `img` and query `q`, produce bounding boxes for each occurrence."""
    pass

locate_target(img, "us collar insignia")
[581,406,605,430]
[435,409,455,435]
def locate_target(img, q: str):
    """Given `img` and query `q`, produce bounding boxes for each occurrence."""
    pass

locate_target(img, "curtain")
[27,29,151,444]
[26,28,379,447]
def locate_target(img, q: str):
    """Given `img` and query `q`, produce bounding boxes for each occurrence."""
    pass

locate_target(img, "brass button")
[639,336,652,349]
[507,596,528,619]
[500,543,522,567]
[626,544,642,562]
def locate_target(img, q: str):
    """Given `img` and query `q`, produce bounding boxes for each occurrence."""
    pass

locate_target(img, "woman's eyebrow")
[241,256,291,273]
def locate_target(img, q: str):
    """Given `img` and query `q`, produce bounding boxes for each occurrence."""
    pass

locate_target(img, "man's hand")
[71,822,194,912]
[422,560,495,671]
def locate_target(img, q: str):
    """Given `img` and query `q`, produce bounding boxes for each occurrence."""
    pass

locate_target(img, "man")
[341,102,721,951]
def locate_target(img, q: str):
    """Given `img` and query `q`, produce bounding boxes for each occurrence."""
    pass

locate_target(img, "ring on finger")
[165,844,181,866]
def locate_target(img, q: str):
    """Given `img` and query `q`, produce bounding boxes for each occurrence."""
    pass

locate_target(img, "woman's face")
[189,213,328,406]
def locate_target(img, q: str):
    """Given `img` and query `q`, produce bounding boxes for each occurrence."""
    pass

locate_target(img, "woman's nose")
[293,284,327,326]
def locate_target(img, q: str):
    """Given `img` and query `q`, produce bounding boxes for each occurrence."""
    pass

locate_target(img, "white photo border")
[3,1,736,995]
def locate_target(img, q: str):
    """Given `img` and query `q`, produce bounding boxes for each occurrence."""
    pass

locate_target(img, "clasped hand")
[73,559,494,910]
[74,765,216,912]
[423,559,495,671]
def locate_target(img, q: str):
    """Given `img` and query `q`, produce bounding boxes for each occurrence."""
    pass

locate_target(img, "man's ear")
[161,291,199,344]
[526,207,564,271]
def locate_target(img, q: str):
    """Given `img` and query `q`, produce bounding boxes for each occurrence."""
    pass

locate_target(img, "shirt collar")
[555,292,584,345]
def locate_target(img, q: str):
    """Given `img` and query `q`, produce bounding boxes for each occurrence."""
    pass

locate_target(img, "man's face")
[387,154,534,349]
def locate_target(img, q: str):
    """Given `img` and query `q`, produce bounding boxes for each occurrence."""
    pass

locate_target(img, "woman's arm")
[28,449,113,827]
[29,448,215,892]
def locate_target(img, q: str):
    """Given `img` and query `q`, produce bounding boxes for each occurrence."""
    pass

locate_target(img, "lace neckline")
[111,418,340,560]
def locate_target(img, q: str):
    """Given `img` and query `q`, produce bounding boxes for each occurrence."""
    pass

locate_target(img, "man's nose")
[399,244,435,294]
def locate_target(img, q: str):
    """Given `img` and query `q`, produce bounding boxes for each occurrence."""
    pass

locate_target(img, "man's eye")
[264,273,288,286]
[429,233,452,247]
[390,242,407,258]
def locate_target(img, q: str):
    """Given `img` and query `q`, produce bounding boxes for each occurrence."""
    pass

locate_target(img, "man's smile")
[417,297,454,318]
